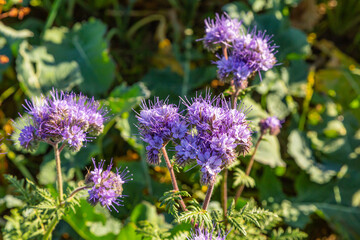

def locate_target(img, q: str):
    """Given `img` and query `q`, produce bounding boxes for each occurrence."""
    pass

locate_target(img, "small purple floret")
[260,116,283,136]
[87,158,132,212]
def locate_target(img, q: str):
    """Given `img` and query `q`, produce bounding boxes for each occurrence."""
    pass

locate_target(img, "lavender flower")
[87,158,132,212]
[215,55,252,88]
[233,28,277,79]
[259,116,283,136]
[188,228,227,240]
[200,13,242,51]
[136,98,186,165]
[15,89,107,151]
[176,94,252,184]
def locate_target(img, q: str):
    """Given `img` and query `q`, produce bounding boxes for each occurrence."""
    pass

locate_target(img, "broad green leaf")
[63,199,122,240]
[288,130,336,184]
[255,135,285,168]
[0,22,33,43]
[141,67,183,101]
[16,41,83,97]
[43,19,115,96]
[107,82,150,115]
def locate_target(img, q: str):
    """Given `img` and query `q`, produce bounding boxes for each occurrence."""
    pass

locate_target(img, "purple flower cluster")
[259,116,283,136]
[16,89,107,152]
[136,98,187,165]
[200,13,242,51]
[176,94,252,184]
[87,158,132,212]
[136,94,252,185]
[200,13,278,87]
[188,228,227,240]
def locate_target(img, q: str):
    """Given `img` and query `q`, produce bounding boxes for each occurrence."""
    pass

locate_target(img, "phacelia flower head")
[233,27,278,79]
[259,116,283,136]
[176,93,252,185]
[87,158,132,212]
[199,13,242,51]
[136,98,186,165]
[215,55,252,88]
[188,228,228,240]
[15,89,107,151]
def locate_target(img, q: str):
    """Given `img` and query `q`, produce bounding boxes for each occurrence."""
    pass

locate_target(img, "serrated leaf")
[233,169,255,188]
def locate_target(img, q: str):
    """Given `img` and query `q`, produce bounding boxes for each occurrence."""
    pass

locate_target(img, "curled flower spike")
[259,116,283,136]
[188,227,228,240]
[199,13,242,51]
[15,89,107,151]
[135,98,186,165]
[87,158,132,212]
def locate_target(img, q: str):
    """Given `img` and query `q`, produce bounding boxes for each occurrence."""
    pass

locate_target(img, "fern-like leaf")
[159,190,190,218]
[233,169,255,188]
[271,227,308,240]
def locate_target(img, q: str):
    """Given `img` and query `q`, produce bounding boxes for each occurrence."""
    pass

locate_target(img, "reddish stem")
[161,146,188,212]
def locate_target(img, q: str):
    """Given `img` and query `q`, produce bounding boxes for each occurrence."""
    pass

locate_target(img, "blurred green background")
[0,0,360,239]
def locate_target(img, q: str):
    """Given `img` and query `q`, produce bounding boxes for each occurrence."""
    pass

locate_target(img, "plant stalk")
[234,132,264,202]
[202,177,216,211]
[61,186,90,205]
[42,214,60,240]
[161,146,187,211]
[54,143,64,203]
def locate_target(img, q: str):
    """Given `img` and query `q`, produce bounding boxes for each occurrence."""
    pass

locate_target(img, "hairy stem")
[234,133,264,202]
[42,214,60,240]
[202,177,216,211]
[161,146,187,212]
[222,169,228,217]
[61,186,91,205]
[54,143,64,203]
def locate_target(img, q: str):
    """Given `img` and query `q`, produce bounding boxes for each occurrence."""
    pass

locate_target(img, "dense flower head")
[260,116,283,136]
[233,28,277,76]
[175,93,252,184]
[15,89,107,151]
[87,158,132,212]
[200,13,242,51]
[188,228,227,240]
[136,98,186,165]
[201,12,278,87]
[215,55,252,88]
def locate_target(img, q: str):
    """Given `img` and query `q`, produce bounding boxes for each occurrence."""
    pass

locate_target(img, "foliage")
[0,0,359,239]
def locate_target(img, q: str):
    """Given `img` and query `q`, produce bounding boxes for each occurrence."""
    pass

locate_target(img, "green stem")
[54,143,63,203]
[42,215,59,240]
[41,0,62,39]
[61,186,90,205]
[234,133,264,202]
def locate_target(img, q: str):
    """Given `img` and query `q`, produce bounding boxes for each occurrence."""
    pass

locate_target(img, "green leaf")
[288,130,336,184]
[107,82,150,115]
[270,227,308,240]
[43,19,116,96]
[233,169,255,188]
[16,41,83,97]
[141,68,183,101]
[255,135,286,168]
[63,198,122,240]
[0,22,33,43]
